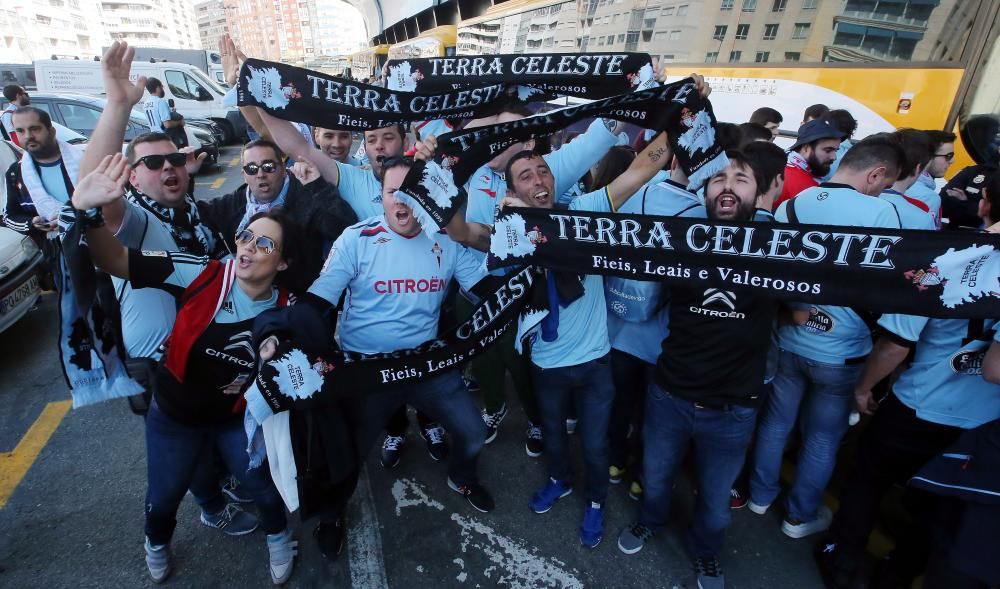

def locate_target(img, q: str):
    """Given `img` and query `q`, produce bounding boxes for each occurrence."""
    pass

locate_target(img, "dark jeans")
[609,349,649,470]
[144,402,287,545]
[385,406,434,437]
[358,369,485,485]
[828,392,963,578]
[531,354,615,503]
[639,382,758,558]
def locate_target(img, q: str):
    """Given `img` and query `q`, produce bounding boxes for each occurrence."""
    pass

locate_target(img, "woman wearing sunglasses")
[69,153,305,585]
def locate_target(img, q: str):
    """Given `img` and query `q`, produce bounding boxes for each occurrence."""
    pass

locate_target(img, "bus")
[388,25,458,61]
[349,44,390,81]
[456,0,1000,172]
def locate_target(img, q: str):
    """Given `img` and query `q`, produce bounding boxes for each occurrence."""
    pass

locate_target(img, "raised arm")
[257,108,340,185]
[220,34,273,143]
[70,154,133,279]
[79,43,147,178]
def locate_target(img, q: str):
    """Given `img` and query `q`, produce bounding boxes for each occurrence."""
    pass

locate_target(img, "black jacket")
[196,175,357,284]
[3,160,42,238]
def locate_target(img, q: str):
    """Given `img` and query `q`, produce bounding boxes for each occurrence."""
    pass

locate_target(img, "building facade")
[0,0,109,62]
[101,0,201,49]
[194,0,228,50]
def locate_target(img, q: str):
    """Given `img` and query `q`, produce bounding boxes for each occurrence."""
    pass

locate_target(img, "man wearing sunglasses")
[908,130,956,230]
[194,138,356,281]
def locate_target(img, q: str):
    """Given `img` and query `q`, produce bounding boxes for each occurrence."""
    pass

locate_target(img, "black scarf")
[385,53,657,99]
[487,207,1000,319]
[125,187,214,256]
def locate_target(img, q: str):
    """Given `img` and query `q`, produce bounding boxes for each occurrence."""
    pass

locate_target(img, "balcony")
[838,9,928,30]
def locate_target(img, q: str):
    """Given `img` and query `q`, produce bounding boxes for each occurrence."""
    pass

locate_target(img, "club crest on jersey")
[802,306,834,333]
[431,242,443,267]
[950,348,985,375]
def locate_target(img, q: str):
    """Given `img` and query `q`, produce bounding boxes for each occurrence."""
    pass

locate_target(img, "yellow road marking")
[229,157,240,166]
[0,400,71,508]
[211,177,226,189]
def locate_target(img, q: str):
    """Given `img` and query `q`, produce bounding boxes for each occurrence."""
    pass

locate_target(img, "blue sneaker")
[530,478,572,514]
[580,502,604,548]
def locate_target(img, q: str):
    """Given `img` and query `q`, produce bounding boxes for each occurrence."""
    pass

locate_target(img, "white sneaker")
[781,505,833,539]
[144,537,171,584]
[748,500,770,515]
[566,418,577,434]
[267,529,298,585]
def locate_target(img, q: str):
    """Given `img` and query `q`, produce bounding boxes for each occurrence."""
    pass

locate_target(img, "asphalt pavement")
[0,146,826,588]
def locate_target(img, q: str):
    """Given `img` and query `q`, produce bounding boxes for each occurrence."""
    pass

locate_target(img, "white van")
[34,59,245,143]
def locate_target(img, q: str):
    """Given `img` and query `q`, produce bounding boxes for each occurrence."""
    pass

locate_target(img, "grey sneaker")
[221,474,253,504]
[267,528,298,585]
[482,403,508,444]
[200,503,259,536]
[525,422,543,458]
[617,522,654,555]
[782,505,833,539]
[144,537,171,584]
[694,556,725,589]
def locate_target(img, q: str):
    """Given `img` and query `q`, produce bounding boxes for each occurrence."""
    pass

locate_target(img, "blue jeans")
[358,369,485,486]
[531,354,615,503]
[639,382,757,558]
[144,402,287,545]
[750,348,862,522]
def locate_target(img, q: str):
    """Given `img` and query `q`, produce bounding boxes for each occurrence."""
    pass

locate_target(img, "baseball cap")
[789,118,847,151]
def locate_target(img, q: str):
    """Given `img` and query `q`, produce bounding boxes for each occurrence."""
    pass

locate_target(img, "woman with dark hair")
[69,153,300,585]
[585,145,636,193]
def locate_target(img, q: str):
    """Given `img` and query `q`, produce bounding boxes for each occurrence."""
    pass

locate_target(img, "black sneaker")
[380,434,405,469]
[313,519,345,561]
[447,478,495,513]
[482,404,508,444]
[420,423,449,462]
[525,422,543,457]
[693,556,725,589]
[814,538,864,589]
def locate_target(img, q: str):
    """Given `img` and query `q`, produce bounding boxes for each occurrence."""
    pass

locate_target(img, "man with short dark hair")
[801,103,829,125]
[313,127,359,165]
[879,129,936,230]
[738,122,775,146]
[143,77,186,148]
[908,129,956,229]
[748,136,904,542]
[4,107,81,236]
[773,118,845,210]
[617,150,780,589]
[1,84,30,145]
[748,106,783,141]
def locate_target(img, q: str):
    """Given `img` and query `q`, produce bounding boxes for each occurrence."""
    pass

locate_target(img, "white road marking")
[346,465,389,589]
[391,478,584,588]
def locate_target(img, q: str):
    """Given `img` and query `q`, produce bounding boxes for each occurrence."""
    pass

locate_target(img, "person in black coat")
[196,139,357,285]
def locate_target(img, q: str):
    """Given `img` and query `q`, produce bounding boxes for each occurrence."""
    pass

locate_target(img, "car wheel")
[212,119,235,145]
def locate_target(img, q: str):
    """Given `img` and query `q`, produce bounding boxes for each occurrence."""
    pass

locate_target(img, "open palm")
[102,42,147,106]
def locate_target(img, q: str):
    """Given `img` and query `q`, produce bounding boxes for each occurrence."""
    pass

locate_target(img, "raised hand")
[220,34,248,88]
[289,160,321,185]
[689,73,711,98]
[72,154,130,210]
[410,134,437,162]
[102,42,146,106]
[180,146,209,176]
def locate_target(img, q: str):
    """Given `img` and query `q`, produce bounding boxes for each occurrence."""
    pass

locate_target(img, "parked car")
[0,140,43,334]
[0,93,219,169]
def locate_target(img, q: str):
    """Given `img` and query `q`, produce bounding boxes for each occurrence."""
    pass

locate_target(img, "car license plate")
[0,275,39,315]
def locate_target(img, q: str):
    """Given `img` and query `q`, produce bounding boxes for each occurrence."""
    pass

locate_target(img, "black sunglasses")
[235,228,280,255]
[243,160,280,175]
[935,152,955,161]
[135,153,187,170]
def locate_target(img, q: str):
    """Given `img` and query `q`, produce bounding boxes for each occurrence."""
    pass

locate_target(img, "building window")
[763,23,779,40]
[772,0,786,11]
[755,51,770,62]
[729,50,742,61]
[677,4,688,16]
[669,29,681,40]
[792,23,811,39]
[654,31,668,42]
[742,0,757,12]
[802,0,818,8]
[706,51,719,63]
[785,51,800,61]
[662,6,675,15]
[721,0,734,9]
[713,25,728,40]
[735,24,749,39]
[617,34,625,42]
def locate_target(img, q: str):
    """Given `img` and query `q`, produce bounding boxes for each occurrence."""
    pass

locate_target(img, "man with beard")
[1,84,30,145]
[615,151,778,589]
[773,118,845,210]
[747,136,905,543]
[4,107,81,237]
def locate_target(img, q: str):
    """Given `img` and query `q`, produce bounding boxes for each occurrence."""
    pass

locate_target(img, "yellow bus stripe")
[0,400,71,509]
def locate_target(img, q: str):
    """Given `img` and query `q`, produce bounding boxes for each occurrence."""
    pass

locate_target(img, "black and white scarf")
[125,187,213,255]
[385,53,657,99]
